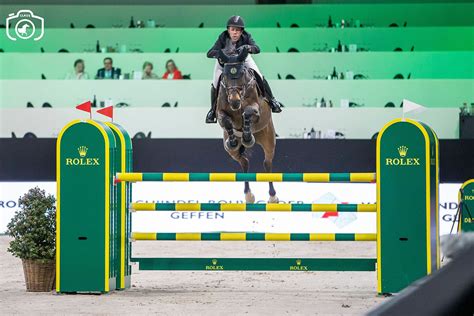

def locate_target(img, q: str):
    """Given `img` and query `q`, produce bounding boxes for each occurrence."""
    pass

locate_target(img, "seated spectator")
[162,59,183,80]
[65,59,90,80]
[96,57,121,79]
[142,61,159,80]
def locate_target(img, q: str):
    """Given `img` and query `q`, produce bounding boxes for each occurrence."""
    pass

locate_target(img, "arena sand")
[0,236,387,315]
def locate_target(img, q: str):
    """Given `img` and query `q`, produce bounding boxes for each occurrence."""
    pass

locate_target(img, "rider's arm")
[245,33,260,54]
[207,33,225,58]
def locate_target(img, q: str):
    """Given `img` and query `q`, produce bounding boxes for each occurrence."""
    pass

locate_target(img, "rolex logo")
[290,259,308,271]
[398,146,408,157]
[66,146,99,166]
[205,259,224,270]
[78,146,88,157]
[386,145,419,166]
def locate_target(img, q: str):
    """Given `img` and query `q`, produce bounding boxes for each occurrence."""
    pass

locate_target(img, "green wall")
[0,1,472,141]
[1,52,473,80]
[2,27,473,53]
[1,80,472,109]
[1,3,473,28]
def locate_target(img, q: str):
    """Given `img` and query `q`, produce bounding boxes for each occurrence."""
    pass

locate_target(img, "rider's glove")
[237,45,252,54]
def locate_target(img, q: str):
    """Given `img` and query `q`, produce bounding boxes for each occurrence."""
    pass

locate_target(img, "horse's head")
[218,48,252,111]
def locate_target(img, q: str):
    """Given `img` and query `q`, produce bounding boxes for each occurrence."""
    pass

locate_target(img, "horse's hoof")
[242,135,255,148]
[245,191,256,203]
[224,139,239,152]
[268,195,279,204]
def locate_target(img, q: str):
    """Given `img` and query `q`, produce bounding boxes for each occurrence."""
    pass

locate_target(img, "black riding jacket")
[206,30,261,59]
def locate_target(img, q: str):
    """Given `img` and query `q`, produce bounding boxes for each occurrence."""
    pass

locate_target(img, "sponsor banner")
[132,182,376,233]
[0,182,462,235]
[0,182,55,234]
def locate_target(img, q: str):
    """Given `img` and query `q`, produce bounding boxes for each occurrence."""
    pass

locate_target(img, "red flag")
[322,212,338,218]
[76,101,91,113]
[97,106,113,119]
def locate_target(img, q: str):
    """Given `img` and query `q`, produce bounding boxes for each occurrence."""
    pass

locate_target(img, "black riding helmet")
[227,15,245,29]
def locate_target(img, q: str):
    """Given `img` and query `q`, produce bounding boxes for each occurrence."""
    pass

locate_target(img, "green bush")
[6,187,56,261]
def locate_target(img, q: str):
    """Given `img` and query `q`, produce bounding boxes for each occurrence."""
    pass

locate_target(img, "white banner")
[132,182,376,233]
[0,182,463,236]
[0,182,56,234]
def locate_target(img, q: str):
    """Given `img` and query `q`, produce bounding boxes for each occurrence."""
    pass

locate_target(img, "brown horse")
[216,48,278,203]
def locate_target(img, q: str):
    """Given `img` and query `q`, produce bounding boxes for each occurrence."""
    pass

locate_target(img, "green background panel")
[1,52,473,80]
[1,79,472,109]
[1,3,473,28]
[2,27,473,53]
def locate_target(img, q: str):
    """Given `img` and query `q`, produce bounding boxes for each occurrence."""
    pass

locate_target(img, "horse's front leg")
[264,153,278,203]
[219,111,255,203]
[239,153,255,203]
[258,122,278,203]
[218,111,239,152]
[241,106,258,148]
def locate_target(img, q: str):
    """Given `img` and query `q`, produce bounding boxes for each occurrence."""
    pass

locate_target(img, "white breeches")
[212,55,263,89]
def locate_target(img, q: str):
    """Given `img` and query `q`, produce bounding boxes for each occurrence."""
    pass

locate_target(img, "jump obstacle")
[458,179,474,232]
[56,118,439,295]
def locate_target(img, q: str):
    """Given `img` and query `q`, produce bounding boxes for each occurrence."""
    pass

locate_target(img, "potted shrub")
[6,187,56,292]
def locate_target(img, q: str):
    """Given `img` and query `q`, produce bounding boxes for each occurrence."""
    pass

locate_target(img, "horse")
[216,48,278,204]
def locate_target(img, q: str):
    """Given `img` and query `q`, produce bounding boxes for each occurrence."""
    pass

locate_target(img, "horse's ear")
[237,48,248,62]
[218,49,229,63]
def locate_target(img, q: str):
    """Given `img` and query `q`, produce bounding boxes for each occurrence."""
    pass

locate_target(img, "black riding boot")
[262,78,283,113]
[205,85,218,124]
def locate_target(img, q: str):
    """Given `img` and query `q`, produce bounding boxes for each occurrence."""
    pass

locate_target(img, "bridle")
[220,63,256,103]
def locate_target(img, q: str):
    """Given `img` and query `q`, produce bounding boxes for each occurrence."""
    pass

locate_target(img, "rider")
[205,15,283,124]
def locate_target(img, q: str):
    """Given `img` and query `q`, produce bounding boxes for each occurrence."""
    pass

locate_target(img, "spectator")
[96,57,121,79]
[142,61,159,80]
[65,59,90,80]
[162,59,183,80]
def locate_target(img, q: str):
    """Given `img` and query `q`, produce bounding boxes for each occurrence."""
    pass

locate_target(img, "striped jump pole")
[131,202,376,212]
[116,172,376,183]
[131,232,377,241]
